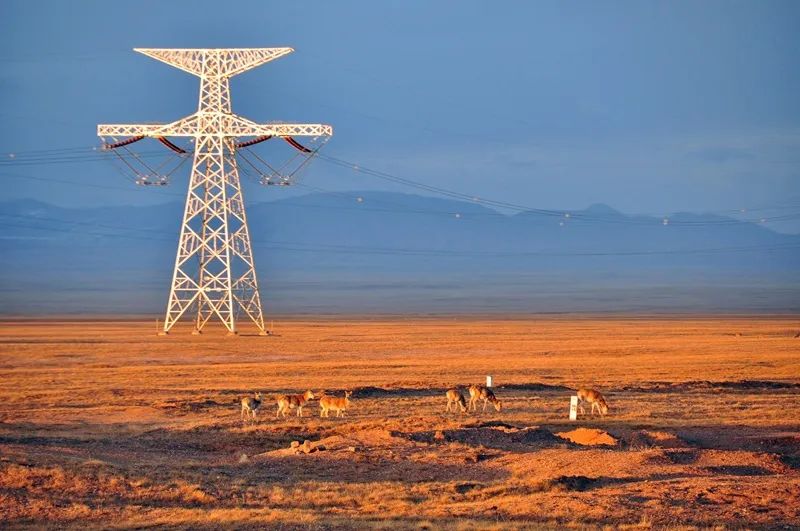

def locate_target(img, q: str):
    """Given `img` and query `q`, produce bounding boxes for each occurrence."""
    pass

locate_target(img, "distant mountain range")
[1,192,798,314]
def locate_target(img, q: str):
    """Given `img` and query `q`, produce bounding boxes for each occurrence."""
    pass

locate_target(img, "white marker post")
[486,375,493,388]
[569,395,579,421]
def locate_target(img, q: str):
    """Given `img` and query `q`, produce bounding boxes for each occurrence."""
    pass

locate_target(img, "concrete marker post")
[569,395,579,421]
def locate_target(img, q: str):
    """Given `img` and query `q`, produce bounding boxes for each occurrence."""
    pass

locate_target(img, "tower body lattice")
[98,48,332,335]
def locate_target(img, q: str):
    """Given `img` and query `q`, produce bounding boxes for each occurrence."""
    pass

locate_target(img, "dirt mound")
[133,424,325,460]
[463,420,518,430]
[153,398,230,414]
[413,424,564,451]
[705,465,773,476]
[350,386,441,398]
[625,430,688,449]
[756,433,800,453]
[621,380,800,393]
[256,427,413,459]
[552,475,602,491]
[758,434,800,469]
[660,449,700,464]
[496,382,571,392]
[556,428,618,446]
[336,427,410,447]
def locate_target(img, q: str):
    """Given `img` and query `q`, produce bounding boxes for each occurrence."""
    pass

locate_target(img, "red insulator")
[157,137,187,154]
[283,136,312,153]
[235,135,273,148]
[103,135,145,150]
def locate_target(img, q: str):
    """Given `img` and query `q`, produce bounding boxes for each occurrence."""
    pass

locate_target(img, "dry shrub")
[0,464,37,489]
[617,514,653,529]
[0,463,216,510]
[61,502,93,520]
[173,482,217,505]
[0,464,97,495]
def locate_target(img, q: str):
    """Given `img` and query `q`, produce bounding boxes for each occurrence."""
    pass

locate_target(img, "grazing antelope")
[240,392,262,422]
[319,390,353,418]
[276,390,316,418]
[577,388,609,416]
[468,384,502,412]
[445,388,467,413]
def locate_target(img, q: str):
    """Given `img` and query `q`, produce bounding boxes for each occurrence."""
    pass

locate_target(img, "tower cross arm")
[99,114,332,139]
[97,123,169,138]
[134,48,295,78]
[225,114,333,138]
[228,122,333,138]
[98,114,201,138]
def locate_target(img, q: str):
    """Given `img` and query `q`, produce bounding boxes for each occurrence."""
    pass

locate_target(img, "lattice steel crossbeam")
[135,48,294,78]
[98,48,333,335]
[98,116,333,138]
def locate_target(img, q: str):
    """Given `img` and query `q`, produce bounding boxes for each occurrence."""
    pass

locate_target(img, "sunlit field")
[1,317,799,529]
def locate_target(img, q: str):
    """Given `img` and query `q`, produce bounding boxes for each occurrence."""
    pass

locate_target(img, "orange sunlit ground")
[1,317,799,529]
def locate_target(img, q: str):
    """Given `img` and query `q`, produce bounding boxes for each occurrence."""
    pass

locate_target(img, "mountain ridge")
[1,192,798,314]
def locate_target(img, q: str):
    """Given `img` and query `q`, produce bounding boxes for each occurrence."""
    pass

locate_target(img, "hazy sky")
[1,1,798,227]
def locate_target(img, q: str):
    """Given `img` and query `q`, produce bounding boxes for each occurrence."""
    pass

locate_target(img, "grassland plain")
[0,316,799,529]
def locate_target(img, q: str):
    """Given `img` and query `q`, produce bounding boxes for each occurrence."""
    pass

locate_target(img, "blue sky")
[1,1,798,230]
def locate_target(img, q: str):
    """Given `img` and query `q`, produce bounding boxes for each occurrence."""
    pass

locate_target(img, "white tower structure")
[98,48,332,335]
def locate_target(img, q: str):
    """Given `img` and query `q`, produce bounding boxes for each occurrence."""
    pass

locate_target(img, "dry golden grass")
[0,316,798,529]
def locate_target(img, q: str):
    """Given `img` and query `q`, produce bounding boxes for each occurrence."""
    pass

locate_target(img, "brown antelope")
[577,388,609,416]
[468,384,502,412]
[240,392,262,422]
[445,388,467,413]
[276,390,315,418]
[319,390,353,418]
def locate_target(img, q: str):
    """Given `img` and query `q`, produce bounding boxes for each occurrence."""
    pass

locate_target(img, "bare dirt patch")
[556,427,618,446]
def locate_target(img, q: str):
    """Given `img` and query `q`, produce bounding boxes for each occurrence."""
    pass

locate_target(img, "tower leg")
[160,135,265,334]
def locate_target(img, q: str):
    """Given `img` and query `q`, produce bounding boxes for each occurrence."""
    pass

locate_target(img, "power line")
[9,164,792,227]
[0,152,175,167]
[0,170,482,217]
[2,212,797,259]
[2,144,800,227]
[0,171,184,197]
[316,153,800,227]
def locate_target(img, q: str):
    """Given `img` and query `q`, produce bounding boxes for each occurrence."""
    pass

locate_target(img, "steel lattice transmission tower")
[98,48,333,335]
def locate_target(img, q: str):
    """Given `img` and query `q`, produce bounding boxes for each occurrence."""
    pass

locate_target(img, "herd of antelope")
[241,389,354,422]
[445,384,502,413]
[241,385,609,423]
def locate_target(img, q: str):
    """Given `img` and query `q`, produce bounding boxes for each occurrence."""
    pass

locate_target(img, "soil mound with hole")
[556,427,618,446]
